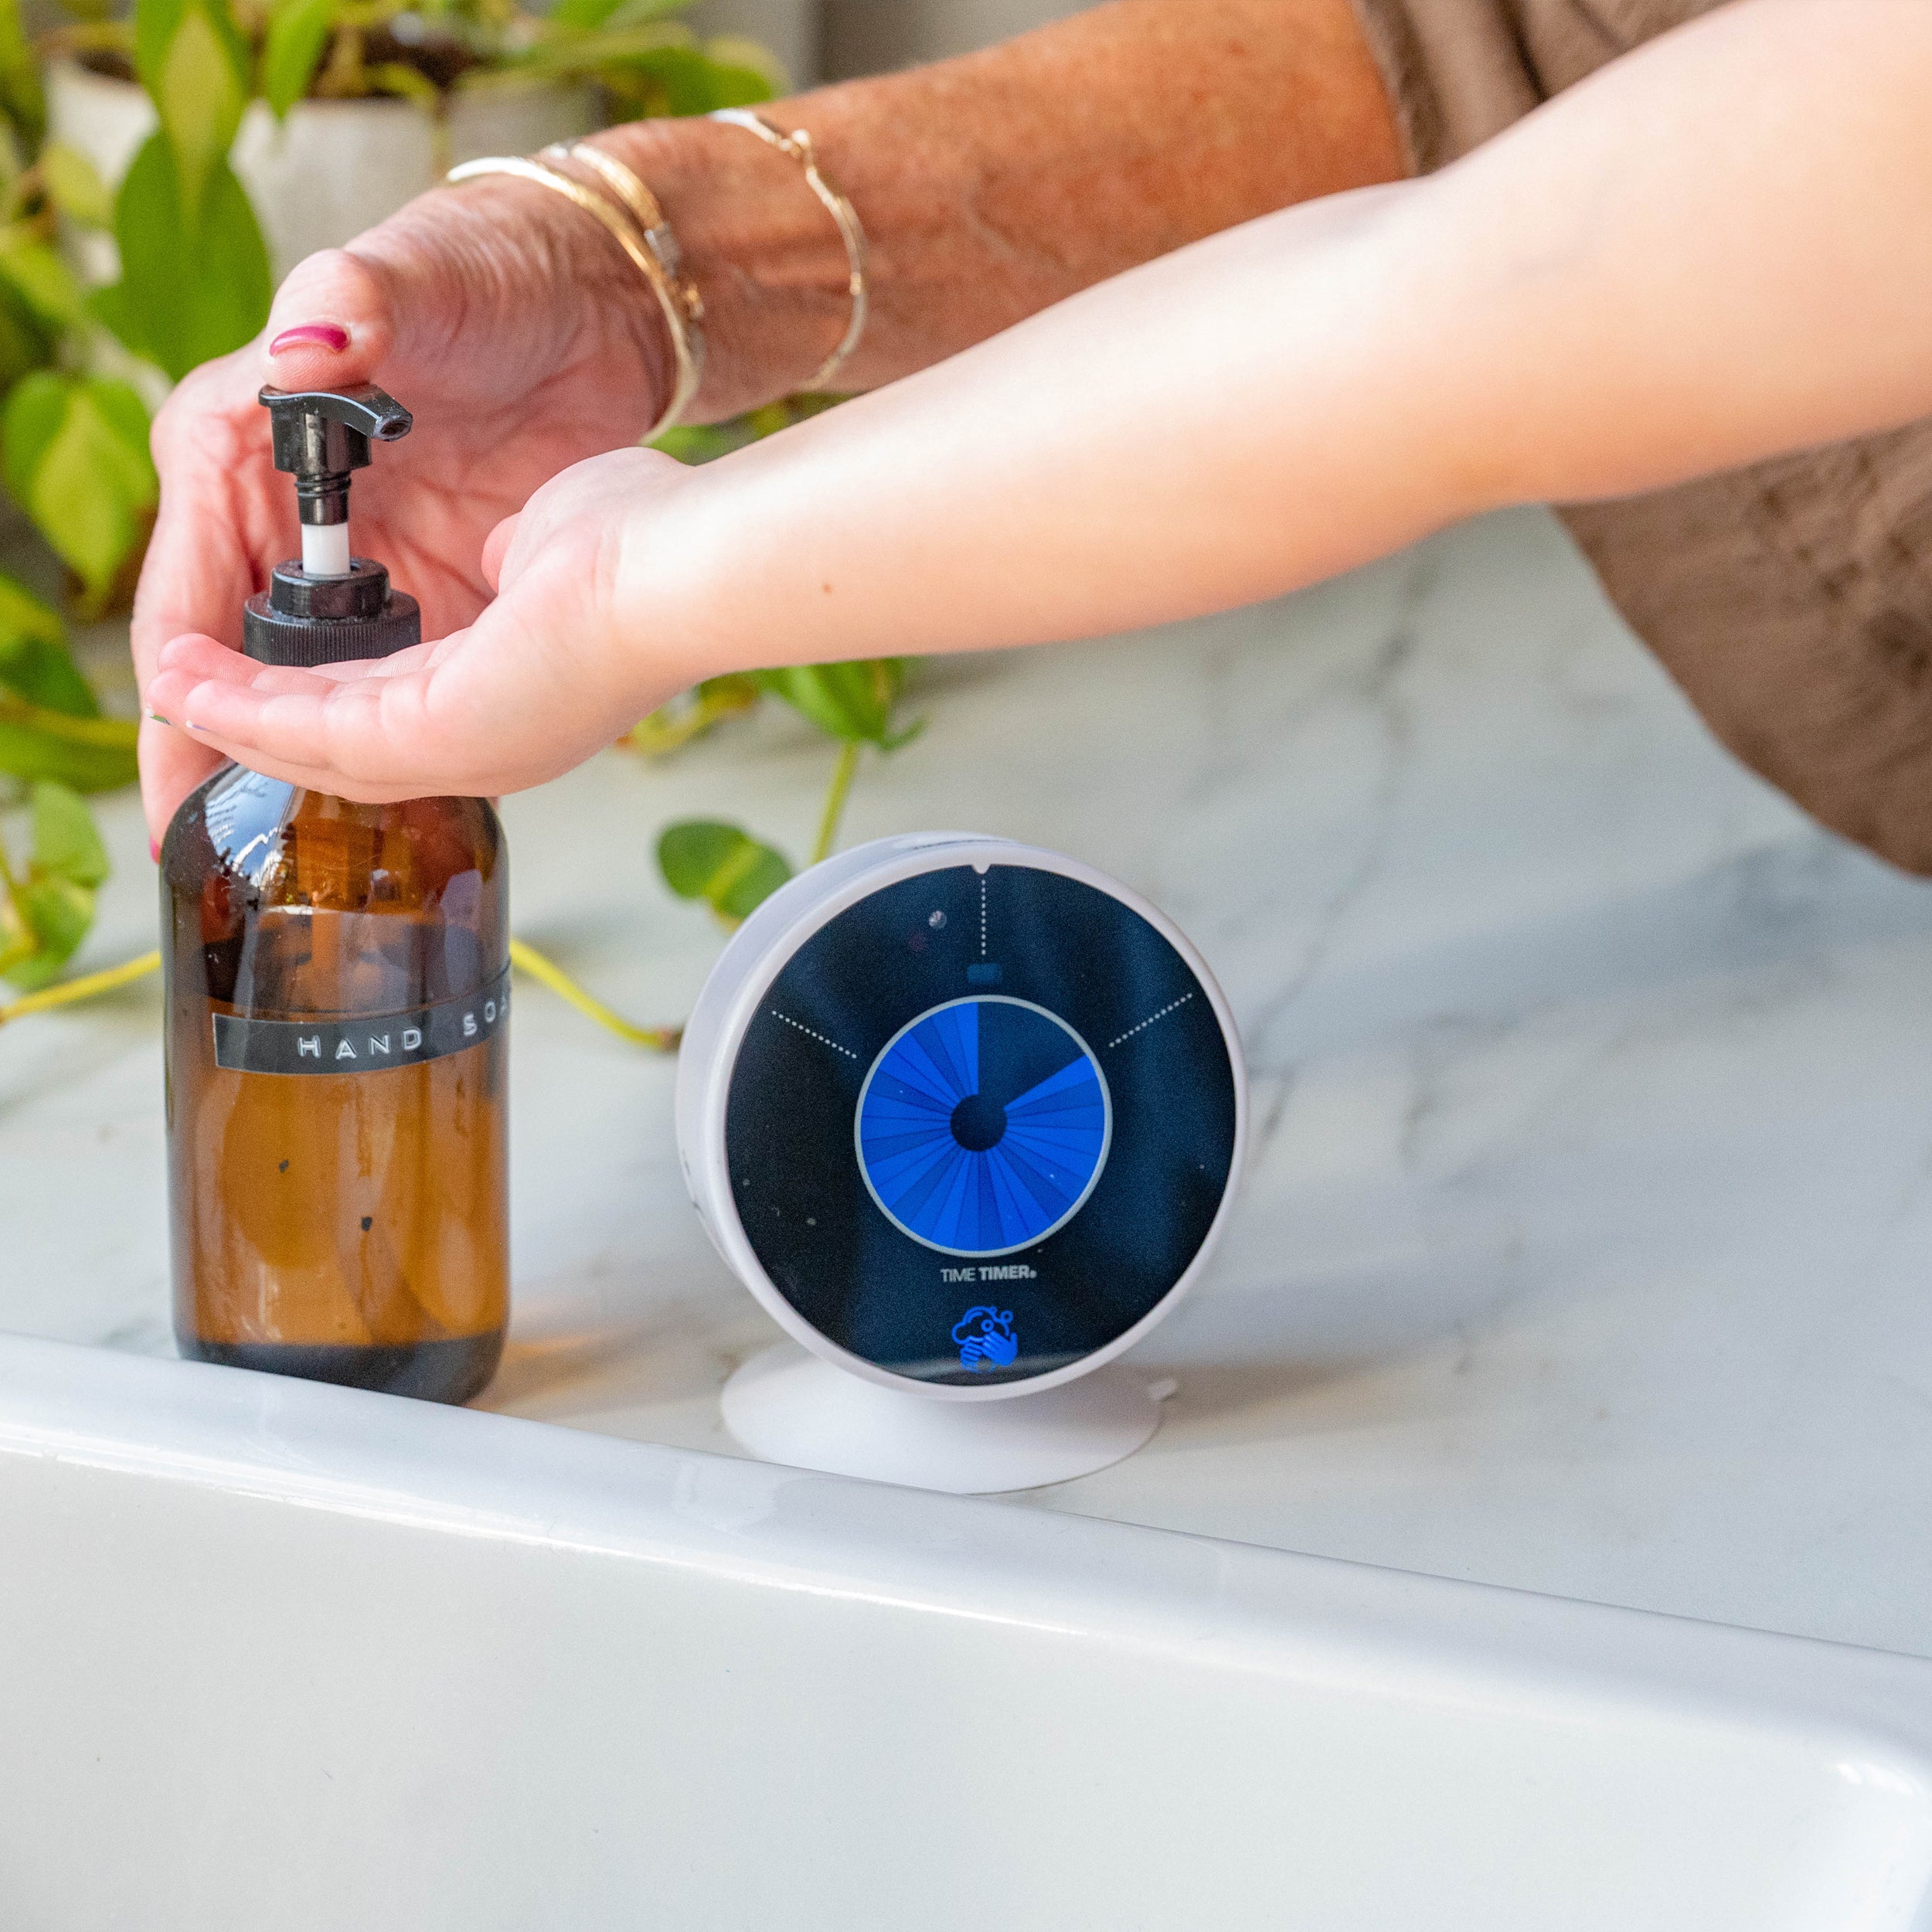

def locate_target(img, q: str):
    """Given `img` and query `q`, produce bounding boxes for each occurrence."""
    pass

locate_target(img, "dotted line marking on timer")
[1107,991,1196,1051]
[769,1009,858,1059]
[979,874,988,956]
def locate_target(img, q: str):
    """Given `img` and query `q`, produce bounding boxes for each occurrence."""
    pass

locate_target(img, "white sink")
[1,1332,1928,1931]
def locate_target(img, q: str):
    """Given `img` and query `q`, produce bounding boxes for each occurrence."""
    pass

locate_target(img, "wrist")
[388,173,675,427]
[594,113,862,420]
[609,447,756,705]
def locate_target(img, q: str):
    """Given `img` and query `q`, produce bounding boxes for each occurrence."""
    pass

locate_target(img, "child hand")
[144,447,696,803]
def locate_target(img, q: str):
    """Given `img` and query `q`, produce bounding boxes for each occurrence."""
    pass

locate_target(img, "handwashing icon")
[952,1307,1019,1371]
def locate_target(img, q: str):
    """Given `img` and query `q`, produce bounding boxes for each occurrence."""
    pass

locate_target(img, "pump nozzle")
[260,384,413,577]
[244,384,421,668]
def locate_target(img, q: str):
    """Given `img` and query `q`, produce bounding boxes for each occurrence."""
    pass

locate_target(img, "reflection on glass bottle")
[163,764,508,1403]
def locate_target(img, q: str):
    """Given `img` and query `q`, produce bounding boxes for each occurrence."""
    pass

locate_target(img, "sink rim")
[2,1325,1928,1801]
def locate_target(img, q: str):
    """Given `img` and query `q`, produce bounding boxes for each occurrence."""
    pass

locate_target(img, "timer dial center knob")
[948,1092,1009,1152]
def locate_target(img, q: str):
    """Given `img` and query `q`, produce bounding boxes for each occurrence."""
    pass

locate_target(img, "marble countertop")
[8,505,1931,1660]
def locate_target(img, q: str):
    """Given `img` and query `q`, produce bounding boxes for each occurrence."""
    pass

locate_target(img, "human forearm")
[595,0,1403,417]
[650,0,1932,676]
[145,0,1932,807]
[129,0,1397,830]
[648,188,1443,678]
[1408,0,1932,506]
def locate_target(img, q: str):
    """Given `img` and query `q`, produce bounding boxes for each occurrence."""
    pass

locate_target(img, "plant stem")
[509,939,680,1052]
[0,950,160,1029]
[812,740,861,866]
[0,696,141,750]
[0,943,684,1053]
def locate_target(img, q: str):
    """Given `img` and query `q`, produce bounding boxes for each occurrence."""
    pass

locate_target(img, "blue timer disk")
[855,997,1111,1257]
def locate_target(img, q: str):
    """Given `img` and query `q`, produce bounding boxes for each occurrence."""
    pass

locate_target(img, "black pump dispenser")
[244,384,420,669]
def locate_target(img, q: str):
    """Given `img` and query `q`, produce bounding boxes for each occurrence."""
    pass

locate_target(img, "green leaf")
[32,778,107,887]
[0,120,21,209]
[0,546,137,790]
[263,0,336,114]
[752,660,907,747]
[650,397,844,466]
[362,61,441,108]
[103,138,270,379]
[4,872,92,987]
[0,0,44,150]
[0,572,94,716]
[132,0,189,96]
[582,40,777,114]
[0,274,53,393]
[506,19,777,112]
[0,781,110,989]
[0,695,139,791]
[135,0,250,219]
[500,20,683,80]
[39,140,114,229]
[649,420,752,465]
[623,672,760,755]
[2,371,158,610]
[657,819,792,923]
[698,35,787,101]
[0,230,84,332]
[83,275,145,360]
[549,0,685,29]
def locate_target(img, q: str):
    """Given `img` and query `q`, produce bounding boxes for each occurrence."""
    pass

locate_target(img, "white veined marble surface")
[6,505,1932,1658]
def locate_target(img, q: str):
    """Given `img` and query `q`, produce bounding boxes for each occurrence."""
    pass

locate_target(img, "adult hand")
[131,174,669,841]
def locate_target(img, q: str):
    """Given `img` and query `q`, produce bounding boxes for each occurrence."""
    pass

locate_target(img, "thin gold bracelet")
[444,153,704,440]
[709,107,869,393]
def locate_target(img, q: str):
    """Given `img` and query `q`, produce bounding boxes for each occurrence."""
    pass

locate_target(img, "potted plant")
[0,0,930,1020]
[0,0,789,993]
[45,0,784,282]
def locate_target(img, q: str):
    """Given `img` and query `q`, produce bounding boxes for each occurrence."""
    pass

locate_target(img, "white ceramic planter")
[689,0,817,87]
[46,59,598,284]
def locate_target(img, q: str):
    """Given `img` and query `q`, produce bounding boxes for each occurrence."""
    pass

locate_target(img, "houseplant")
[44,0,787,284]
[1,0,924,1022]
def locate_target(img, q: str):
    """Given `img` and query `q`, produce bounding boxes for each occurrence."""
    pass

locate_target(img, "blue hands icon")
[952,1306,1019,1372]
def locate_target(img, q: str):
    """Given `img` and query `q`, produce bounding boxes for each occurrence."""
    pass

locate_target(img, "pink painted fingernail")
[148,838,160,863]
[270,322,349,355]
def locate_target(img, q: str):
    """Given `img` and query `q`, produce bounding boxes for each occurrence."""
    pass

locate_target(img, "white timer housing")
[678,834,1247,1492]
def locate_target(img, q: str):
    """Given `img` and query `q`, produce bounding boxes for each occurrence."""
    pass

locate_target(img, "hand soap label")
[211,967,510,1076]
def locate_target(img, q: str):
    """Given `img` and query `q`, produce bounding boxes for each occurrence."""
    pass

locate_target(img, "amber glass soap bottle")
[162,384,509,1403]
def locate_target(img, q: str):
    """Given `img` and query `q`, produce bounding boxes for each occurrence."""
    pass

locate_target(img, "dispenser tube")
[302,524,352,577]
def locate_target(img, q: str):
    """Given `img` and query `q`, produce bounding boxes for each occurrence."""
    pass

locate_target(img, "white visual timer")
[678,834,1246,1491]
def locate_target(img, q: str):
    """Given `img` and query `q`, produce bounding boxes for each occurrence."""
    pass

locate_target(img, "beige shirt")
[1353,0,1932,873]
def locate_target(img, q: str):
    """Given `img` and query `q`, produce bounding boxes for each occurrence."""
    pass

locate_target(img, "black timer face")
[723,862,1240,1388]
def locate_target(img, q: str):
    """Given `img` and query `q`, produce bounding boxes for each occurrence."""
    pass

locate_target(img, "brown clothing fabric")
[1352,0,1932,872]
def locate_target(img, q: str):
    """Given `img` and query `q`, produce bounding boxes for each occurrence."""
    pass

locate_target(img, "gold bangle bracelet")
[709,107,869,393]
[543,141,682,274]
[444,153,704,440]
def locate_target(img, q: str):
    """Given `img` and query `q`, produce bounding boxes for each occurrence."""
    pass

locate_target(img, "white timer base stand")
[721,1340,1170,1494]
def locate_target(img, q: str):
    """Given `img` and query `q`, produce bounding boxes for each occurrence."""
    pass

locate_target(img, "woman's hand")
[144,446,699,801]
[131,175,669,839]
